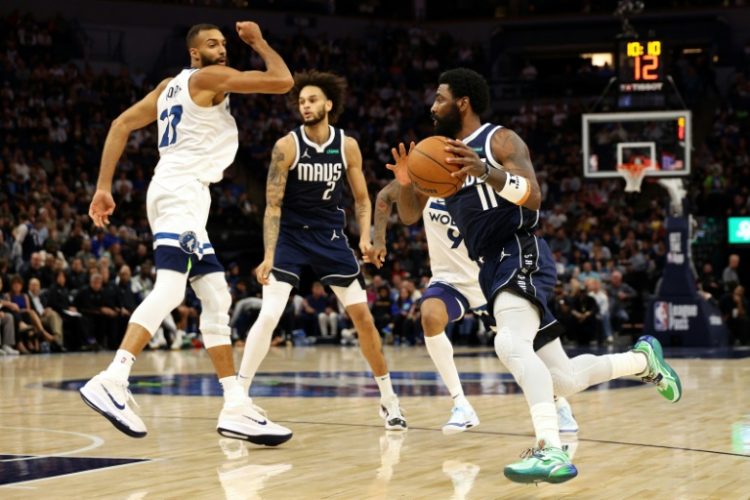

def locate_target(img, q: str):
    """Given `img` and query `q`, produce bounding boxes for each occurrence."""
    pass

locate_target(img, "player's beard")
[433,103,462,138]
[303,108,326,126]
[200,52,226,67]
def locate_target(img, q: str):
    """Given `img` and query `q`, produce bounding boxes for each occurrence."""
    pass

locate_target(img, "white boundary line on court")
[0,426,104,463]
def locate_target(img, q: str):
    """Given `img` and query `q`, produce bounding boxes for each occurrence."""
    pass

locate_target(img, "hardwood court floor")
[1,344,749,499]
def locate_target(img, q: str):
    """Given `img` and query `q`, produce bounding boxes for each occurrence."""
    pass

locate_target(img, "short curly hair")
[438,68,490,115]
[290,70,347,124]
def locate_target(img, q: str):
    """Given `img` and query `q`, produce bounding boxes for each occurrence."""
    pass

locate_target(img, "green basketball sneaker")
[633,335,682,403]
[503,443,578,484]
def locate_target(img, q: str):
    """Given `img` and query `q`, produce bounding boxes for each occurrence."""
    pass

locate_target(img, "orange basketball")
[407,136,463,198]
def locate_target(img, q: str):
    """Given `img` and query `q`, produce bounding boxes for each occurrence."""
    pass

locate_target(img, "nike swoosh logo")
[244,415,267,425]
[102,385,126,410]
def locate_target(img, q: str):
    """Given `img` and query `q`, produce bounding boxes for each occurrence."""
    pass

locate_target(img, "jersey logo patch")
[331,230,340,241]
[178,231,199,254]
[301,148,311,159]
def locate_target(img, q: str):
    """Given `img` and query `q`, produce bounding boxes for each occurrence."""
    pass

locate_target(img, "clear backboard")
[582,110,691,179]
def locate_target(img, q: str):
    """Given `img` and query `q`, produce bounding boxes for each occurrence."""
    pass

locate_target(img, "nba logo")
[654,301,670,331]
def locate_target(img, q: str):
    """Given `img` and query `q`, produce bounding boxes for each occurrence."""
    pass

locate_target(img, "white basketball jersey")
[423,197,480,285]
[153,68,238,186]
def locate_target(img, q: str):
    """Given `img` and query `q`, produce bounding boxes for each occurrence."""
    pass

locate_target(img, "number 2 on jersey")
[159,105,183,147]
[322,181,335,200]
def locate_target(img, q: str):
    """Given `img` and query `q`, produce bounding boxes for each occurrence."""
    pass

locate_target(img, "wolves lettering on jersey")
[154,68,238,186]
[282,125,348,229]
[423,197,480,285]
[445,123,539,260]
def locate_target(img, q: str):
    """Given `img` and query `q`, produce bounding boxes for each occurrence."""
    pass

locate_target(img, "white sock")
[375,373,396,400]
[220,376,245,408]
[105,349,135,381]
[609,351,648,378]
[424,333,464,400]
[530,402,561,449]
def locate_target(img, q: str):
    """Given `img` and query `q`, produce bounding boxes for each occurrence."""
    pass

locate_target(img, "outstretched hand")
[386,141,415,186]
[445,139,486,181]
[89,189,116,228]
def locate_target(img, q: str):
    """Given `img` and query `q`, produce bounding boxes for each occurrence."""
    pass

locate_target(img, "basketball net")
[617,161,655,193]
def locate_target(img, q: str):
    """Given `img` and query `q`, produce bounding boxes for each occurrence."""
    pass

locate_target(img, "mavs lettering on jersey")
[283,125,348,229]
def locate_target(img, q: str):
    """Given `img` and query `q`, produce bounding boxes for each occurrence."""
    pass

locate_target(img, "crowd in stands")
[0,11,747,355]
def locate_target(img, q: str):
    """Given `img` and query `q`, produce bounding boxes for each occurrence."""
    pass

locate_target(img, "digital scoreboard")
[618,40,665,93]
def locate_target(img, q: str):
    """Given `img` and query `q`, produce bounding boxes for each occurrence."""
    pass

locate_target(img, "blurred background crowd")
[0,1,748,355]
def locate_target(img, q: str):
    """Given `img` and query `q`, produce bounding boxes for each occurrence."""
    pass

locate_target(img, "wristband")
[498,173,531,205]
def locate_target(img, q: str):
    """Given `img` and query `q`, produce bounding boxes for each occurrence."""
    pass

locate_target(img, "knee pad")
[331,280,367,307]
[494,327,526,385]
[130,269,187,336]
[191,272,232,348]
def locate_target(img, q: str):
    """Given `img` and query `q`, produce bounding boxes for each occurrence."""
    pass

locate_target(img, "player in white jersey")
[373,177,579,434]
[80,22,295,446]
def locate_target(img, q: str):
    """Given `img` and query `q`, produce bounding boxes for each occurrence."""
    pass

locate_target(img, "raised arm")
[343,137,373,259]
[190,22,293,97]
[256,134,295,286]
[384,141,428,225]
[446,127,542,210]
[89,78,171,228]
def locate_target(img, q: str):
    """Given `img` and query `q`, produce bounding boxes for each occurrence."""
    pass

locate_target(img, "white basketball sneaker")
[79,371,147,438]
[556,396,579,433]
[442,400,480,435]
[379,396,407,431]
[217,400,293,446]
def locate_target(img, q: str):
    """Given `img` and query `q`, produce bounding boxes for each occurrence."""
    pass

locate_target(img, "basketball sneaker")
[79,372,147,438]
[503,441,578,484]
[633,335,682,403]
[379,396,407,431]
[217,399,293,446]
[556,397,579,433]
[442,401,480,435]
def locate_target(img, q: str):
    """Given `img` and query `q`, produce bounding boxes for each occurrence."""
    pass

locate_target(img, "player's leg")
[493,292,577,484]
[192,270,292,446]
[420,284,479,434]
[537,335,682,403]
[237,275,294,391]
[332,280,406,431]
[80,268,188,438]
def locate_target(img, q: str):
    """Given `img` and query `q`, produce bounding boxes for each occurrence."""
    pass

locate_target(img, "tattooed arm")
[445,127,541,210]
[256,134,294,285]
[371,180,399,269]
[343,136,374,260]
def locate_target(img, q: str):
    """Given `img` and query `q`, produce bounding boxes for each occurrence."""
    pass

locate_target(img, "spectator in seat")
[607,270,637,336]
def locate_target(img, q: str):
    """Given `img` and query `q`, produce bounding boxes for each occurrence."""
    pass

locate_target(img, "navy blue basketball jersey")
[281,125,348,229]
[445,123,540,260]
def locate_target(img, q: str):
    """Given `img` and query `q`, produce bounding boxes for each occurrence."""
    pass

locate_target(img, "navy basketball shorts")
[478,232,563,350]
[272,227,361,288]
[421,282,472,323]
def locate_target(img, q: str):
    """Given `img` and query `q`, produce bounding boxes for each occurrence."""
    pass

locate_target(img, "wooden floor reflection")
[1,345,749,499]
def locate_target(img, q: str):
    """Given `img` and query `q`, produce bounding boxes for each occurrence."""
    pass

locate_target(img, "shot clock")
[619,40,665,91]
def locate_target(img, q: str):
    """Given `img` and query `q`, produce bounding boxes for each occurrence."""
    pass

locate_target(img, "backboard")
[582,110,691,179]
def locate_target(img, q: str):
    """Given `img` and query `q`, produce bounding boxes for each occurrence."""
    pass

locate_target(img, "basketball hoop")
[617,162,654,192]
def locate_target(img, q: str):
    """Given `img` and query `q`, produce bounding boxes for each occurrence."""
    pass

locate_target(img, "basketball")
[407,136,463,198]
